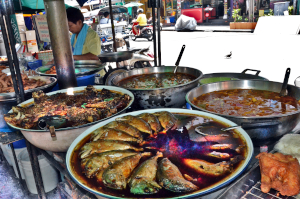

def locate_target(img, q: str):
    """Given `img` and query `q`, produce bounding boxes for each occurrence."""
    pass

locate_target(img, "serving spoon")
[279,68,291,97]
[174,45,186,73]
[195,125,241,136]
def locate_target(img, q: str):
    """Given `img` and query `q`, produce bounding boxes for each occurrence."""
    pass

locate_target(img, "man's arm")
[73,53,98,60]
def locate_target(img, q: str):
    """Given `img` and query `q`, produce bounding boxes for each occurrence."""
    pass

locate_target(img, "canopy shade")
[13,0,75,13]
[97,5,128,15]
[83,8,100,17]
[124,2,143,7]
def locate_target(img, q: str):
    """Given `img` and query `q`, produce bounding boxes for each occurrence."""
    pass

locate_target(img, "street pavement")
[128,31,300,85]
[162,25,253,32]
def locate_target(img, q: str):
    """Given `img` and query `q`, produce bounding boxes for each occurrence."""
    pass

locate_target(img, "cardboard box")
[26,30,38,53]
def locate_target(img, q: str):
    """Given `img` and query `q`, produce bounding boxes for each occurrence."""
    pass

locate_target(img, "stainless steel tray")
[216,124,300,199]
[35,63,106,77]
[0,76,57,101]
[74,60,104,66]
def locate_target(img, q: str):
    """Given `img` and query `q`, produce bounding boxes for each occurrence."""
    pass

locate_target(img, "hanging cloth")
[70,23,89,55]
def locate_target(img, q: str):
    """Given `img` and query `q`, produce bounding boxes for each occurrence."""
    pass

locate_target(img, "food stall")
[1,0,300,198]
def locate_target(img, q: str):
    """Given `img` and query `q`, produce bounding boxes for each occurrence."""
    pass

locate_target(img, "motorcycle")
[130,22,153,41]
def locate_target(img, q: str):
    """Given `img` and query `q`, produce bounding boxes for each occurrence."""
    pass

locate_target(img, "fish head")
[130,179,161,195]
[103,169,127,190]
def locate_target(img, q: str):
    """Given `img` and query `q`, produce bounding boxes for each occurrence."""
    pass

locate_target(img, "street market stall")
[1,0,300,198]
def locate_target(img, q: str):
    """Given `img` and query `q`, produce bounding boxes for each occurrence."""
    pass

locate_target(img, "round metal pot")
[186,80,300,140]
[112,66,203,109]
[200,69,268,84]
[6,86,135,152]
[35,63,106,77]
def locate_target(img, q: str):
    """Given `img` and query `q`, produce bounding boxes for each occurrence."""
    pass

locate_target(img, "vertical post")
[152,7,157,66]
[26,140,47,199]
[10,144,23,181]
[230,0,233,18]
[0,9,21,103]
[223,0,228,19]
[1,0,25,103]
[108,0,117,52]
[44,0,77,89]
[157,8,161,66]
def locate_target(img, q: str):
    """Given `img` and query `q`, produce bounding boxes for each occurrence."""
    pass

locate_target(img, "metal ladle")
[195,125,241,136]
[174,45,186,73]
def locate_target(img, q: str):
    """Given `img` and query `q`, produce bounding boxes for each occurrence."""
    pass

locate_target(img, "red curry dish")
[191,89,300,117]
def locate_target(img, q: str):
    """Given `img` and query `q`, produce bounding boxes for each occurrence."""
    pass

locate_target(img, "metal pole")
[26,140,47,199]
[0,7,22,103]
[10,144,23,181]
[2,0,25,102]
[157,8,161,66]
[152,7,157,66]
[44,0,77,89]
[108,0,117,52]
[293,0,297,15]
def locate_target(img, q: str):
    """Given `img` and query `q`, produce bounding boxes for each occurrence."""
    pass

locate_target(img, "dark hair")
[66,7,84,24]
[104,12,109,17]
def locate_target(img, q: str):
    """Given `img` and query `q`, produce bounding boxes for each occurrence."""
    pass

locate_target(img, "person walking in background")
[100,12,110,24]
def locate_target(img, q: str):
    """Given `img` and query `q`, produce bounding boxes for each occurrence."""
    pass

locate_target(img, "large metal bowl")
[35,63,106,77]
[186,80,300,140]
[6,86,134,152]
[112,66,203,109]
[66,108,253,199]
[200,69,268,85]
[0,76,57,101]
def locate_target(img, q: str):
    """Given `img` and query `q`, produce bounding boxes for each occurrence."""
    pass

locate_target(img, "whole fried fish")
[153,111,177,131]
[129,152,163,195]
[116,115,152,135]
[104,121,143,139]
[91,128,142,143]
[102,152,151,190]
[138,113,161,134]
[182,159,231,177]
[157,158,198,192]
[79,140,143,159]
[85,150,138,178]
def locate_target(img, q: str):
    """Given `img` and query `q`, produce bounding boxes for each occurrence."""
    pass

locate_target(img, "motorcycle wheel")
[131,35,136,41]
[130,30,136,41]
[147,29,153,41]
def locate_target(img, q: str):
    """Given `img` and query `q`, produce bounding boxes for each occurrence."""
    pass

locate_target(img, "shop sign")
[35,15,51,42]
[9,14,21,44]
[224,0,228,15]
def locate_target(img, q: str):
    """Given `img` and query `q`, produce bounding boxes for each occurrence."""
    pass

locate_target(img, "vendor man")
[67,7,101,60]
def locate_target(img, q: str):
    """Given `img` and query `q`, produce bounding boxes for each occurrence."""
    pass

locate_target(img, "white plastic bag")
[175,15,197,31]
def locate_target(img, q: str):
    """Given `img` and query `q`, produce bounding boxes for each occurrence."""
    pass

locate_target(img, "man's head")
[104,12,110,18]
[66,7,84,34]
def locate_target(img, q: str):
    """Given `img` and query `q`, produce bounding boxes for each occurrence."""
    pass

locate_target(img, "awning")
[124,2,143,7]
[97,5,128,15]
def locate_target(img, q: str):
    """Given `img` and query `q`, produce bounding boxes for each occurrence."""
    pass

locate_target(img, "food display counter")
[1,0,300,198]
